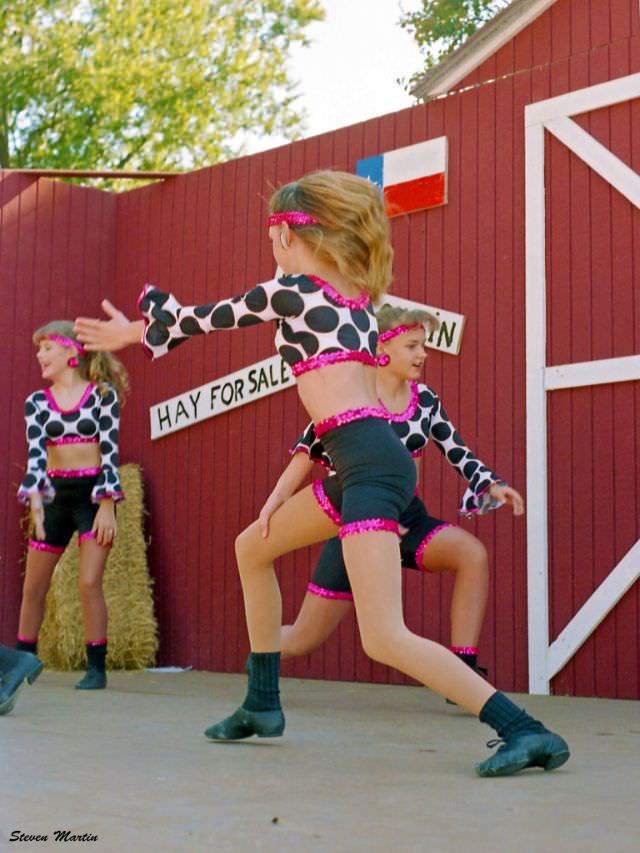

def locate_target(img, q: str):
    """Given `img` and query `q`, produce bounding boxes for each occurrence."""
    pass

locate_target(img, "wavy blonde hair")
[269,170,393,301]
[33,320,129,404]
[376,303,439,336]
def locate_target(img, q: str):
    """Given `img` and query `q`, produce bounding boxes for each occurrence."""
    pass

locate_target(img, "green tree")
[400,0,511,77]
[0,0,324,171]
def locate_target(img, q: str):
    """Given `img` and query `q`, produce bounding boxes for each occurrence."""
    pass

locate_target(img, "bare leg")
[281,593,353,659]
[234,484,339,651]
[420,527,489,648]
[78,539,110,641]
[18,548,60,639]
[342,532,495,714]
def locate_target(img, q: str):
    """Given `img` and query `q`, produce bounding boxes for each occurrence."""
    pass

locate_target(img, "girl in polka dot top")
[264,304,523,688]
[75,170,569,776]
[16,320,128,691]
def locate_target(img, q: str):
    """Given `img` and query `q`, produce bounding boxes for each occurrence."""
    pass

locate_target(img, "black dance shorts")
[28,474,105,554]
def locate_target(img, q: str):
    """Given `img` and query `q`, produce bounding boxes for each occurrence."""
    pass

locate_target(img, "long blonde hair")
[33,320,129,404]
[269,170,393,301]
[376,303,439,336]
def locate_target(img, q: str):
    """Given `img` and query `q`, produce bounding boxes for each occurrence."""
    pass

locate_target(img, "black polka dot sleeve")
[138,278,303,360]
[91,384,124,504]
[290,422,334,470]
[426,390,505,517]
[18,393,56,504]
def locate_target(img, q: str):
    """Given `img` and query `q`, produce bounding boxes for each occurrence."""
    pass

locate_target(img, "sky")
[247,0,426,153]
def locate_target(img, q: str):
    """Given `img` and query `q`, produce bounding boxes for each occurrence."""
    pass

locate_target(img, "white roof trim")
[411,0,558,100]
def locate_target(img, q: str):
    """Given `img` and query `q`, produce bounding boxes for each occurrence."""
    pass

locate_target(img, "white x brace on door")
[525,73,640,694]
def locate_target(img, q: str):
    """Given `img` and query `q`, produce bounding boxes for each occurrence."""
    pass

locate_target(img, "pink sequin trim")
[339,518,400,538]
[78,531,96,544]
[415,523,454,569]
[307,582,353,601]
[46,436,98,446]
[268,211,319,226]
[312,480,341,526]
[47,467,102,478]
[289,445,333,470]
[17,634,38,644]
[307,275,370,309]
[46,334,87,357]
[28,540,64,554]
[85,637,107,646]
[44,383,94,414]
[92,490,125,503]
[137,284,155,360]
[78,530,113,548]
[410,449,423,458]
[315,406,387,438]
[450,646,478,655]
[377,323,423,344]
[379,381,419,422]
[291,350,376,377]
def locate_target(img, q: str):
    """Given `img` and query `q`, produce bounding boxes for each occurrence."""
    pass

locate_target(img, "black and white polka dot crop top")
[18,382,123,505]
[293,381,505,516]
[138,275,379,375]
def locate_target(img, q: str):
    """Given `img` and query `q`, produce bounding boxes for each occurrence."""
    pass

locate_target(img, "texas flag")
[357,136,448,218]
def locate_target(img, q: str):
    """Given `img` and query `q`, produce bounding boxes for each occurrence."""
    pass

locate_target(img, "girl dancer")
[17,321,127,690]
[262,304,523,675]
[74,170,568,776]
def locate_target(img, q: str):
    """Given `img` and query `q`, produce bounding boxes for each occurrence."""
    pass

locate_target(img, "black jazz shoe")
[475,731,570,777]
[205,707,285,741]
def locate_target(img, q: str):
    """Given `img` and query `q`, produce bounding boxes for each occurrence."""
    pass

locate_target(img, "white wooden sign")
[150,355,293,439]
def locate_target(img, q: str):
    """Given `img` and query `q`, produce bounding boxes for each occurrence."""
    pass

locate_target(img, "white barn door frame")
[525,73,640,694]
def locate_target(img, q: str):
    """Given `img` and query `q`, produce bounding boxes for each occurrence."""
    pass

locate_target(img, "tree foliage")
[0,0,324,171]
[400,0,511,78]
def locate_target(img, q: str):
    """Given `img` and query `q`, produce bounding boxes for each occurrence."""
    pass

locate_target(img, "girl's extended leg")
[420,526,489,650]
[281,593,353,659]
[75,538,110,690]
[205,485,339,740]
[342,531,494,713]
[78,538,110,641]
[234,484,339,651]
[342,532,569,775]
[17,548,61,643]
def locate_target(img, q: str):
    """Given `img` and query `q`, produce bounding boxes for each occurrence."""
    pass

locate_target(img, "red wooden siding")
[1,0,638,698]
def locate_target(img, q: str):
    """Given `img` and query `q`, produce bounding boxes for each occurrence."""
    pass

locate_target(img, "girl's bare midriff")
[46,443,101,471]
[294,361,378,423]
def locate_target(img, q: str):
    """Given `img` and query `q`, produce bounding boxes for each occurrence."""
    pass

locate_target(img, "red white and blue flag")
[357,136,448,217]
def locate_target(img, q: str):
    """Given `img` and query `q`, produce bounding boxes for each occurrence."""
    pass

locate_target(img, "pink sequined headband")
[46,335,87,357]
[377,323,423,344]
[268,211,320,227]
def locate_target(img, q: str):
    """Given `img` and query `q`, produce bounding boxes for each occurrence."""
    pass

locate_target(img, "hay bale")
[38,464,158,671]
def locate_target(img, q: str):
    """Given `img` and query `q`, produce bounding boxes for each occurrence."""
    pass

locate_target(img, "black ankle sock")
[86,641,107,672]
[479,691,547,739]
[16,639,37,654]
[242,652,281,712]
[454,651,478,670]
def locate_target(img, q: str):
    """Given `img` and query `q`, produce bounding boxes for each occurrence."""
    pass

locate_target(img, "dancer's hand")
[74,300,141,352]
[258,491,285,538]
[489,484,524,516]
[92,500,117,547]
[30,494,45,541]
